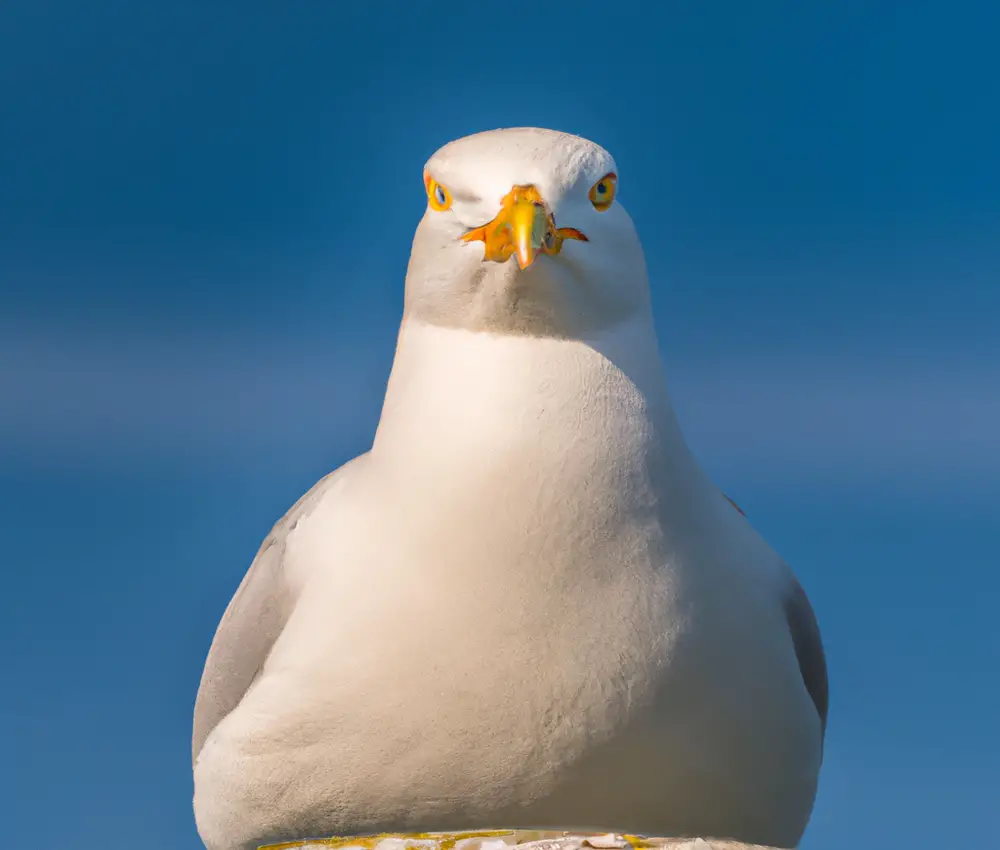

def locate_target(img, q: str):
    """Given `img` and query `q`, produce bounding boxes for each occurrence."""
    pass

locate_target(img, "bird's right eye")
[424,173,453,212]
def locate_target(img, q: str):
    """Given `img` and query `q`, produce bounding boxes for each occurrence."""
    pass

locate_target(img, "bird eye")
[588,172,618,212]
[424,172,453,212]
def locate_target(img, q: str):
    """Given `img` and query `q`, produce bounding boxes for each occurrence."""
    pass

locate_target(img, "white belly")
[194,323,822,850]
[196,479,821,850]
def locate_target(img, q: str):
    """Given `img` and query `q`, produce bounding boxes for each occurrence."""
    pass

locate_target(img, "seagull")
[192,127,828,850]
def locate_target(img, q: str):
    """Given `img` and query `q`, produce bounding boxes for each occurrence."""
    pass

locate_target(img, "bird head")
[404,128,651,338]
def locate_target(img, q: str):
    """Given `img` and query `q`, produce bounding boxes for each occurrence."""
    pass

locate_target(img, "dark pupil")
[597,182,606,194]
[435,187,445,204]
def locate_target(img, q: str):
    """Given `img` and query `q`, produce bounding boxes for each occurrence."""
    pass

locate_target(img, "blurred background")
[2,2,998,848]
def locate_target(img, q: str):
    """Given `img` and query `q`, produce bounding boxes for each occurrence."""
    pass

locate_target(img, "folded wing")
[191,456,366,765]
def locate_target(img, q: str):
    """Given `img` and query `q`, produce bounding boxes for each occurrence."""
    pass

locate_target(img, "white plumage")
[192,128,827,850]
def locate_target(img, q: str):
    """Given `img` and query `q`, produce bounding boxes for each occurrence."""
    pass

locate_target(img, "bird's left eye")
[424,173,453,212]
[588,172,618,212]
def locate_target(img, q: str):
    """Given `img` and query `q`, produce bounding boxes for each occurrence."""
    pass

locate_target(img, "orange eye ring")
[588,172,618,212]
[424,172,453,212]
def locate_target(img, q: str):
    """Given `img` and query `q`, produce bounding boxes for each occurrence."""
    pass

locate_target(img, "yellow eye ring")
[424,172,453,212]
[588,172,618,212]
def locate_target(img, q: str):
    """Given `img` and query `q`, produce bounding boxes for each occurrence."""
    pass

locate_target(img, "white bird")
[192,127,828,850]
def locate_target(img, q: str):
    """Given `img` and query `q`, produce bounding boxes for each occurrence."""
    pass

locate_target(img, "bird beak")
[461,185,588,269]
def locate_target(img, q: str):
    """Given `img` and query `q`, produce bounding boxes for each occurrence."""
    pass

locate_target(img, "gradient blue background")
[3,2,998,848]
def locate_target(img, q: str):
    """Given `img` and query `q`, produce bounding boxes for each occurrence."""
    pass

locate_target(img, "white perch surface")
[259,828,789,850]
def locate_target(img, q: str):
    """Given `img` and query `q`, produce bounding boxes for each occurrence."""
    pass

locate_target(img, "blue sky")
[2,2,998,848]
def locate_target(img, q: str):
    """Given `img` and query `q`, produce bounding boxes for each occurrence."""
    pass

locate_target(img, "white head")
[404,128,652,339]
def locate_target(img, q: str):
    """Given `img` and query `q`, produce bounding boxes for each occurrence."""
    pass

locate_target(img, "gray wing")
[782,571,829,737]
[191,456,366,765]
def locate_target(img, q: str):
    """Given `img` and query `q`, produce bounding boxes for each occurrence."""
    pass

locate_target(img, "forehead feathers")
[425,128,617,210]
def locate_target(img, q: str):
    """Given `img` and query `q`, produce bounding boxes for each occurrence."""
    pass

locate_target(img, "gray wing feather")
[783,572,829,737]
[191,456,365,765]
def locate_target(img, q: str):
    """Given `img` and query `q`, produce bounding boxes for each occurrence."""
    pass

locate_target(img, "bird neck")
[371,318,697,493]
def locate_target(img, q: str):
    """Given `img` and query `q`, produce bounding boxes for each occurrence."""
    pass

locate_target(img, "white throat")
[372,318,701,509]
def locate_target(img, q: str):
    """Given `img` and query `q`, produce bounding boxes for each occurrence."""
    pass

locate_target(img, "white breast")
[203,318,821,848]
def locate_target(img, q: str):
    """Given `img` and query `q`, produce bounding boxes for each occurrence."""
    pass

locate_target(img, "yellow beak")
[461,185,587,269]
